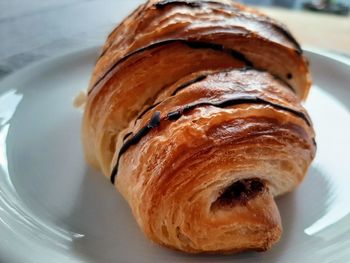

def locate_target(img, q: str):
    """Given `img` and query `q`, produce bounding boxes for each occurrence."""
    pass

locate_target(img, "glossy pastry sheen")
[82,0,316,253]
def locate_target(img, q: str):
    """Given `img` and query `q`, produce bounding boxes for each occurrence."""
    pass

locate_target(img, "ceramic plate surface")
[0,47,349,263]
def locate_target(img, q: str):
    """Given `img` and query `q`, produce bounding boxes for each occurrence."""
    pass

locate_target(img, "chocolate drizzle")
[96,0,302,92]
[132,75,207,125]
[123,132,133,142]
[111,111,161,184]
[135,102,162,124]
[155,0,202,8]
[153,0,302,54]
[110,95,311,183]
[270,24,302,53]
[89,40,253,95]
[133,67,296,126]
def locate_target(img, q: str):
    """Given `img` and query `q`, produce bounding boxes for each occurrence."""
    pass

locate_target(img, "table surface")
[262,7,350,55]
[0,0,349,80]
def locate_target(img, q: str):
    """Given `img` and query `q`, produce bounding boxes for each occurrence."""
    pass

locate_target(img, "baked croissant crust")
[82,0,316,253]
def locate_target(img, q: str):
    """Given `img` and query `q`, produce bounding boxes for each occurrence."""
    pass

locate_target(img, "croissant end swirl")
[82,0,316,253]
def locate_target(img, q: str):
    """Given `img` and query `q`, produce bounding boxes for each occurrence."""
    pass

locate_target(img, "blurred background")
[0,0,349,80]
[246,0,350,9]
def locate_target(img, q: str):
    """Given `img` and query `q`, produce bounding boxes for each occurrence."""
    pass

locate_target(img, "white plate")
[0,47,349,263]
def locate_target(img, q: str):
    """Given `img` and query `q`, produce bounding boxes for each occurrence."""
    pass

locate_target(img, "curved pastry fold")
[91,0,310,99]
[82,0,316,254]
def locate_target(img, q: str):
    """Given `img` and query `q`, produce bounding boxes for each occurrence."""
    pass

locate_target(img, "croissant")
[82,0,316,253]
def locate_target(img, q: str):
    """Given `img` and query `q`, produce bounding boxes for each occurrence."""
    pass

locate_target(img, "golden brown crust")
[82,0,316,254]
[90,0,311,99]
[84,42,246,173]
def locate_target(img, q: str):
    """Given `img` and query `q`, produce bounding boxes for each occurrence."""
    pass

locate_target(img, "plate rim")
[0,45,349,263]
